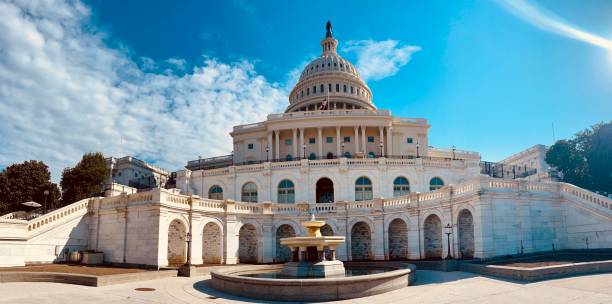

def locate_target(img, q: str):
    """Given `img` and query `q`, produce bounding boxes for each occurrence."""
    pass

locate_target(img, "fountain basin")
[210,262,416,302]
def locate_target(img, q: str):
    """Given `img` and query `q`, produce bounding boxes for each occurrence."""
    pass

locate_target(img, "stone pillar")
[261,222,273,263]
[317,127,323,158]
[299,128,305,158]
[274,130,280,160]
[379,126,385,156]
[373,206,385,260]
[386,126,393,156]
[361,126,366,155]
[267,132,272,160]
[354,126,360,154]
[292,128,298,158]
[336,126,341,157]
[224,200,239,264]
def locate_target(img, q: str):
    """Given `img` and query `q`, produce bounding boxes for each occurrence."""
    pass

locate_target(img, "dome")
[286,21,375,113]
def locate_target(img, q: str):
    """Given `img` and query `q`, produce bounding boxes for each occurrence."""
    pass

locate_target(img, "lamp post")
[452,145,456,160]
[265,146,270,162]
[341,143,345,158]
[198,155,202,170]
[379,141,384,157]
[43,189,49,213]
[444,223,453,259]
[185,232,192,266]
[303,144,307,160]
[416,141,420,158]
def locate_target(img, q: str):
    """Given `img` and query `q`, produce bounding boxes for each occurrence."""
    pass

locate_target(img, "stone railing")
[0,211,28,220]
[559,183,612,212]
[25,198,91,233]
[266,109,394,121]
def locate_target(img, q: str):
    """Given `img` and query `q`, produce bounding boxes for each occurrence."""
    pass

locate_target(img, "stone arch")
[238,224,258,263]
[167,219,187,266]
[423,214,443,259]
[457,209,475,259]
[316,177,334,204]
[388,218,408,260]
[202,221,223,264]
[350,221,372,260]
[275,224,296,262]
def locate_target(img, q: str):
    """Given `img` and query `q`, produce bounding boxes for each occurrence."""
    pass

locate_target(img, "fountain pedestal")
[279,219,346,278]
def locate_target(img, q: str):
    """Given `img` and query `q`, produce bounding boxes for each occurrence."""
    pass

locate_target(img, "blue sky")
[0,0,611,179]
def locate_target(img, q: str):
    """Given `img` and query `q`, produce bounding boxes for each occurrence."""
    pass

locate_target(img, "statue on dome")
[326,20,332,37]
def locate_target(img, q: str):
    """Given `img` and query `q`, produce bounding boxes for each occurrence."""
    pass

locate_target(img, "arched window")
[277,179,295,204]
[286,154,293,161]
[343,152,352,158]
[355,177,373,201]
[429,177,444,191]
[368,152,375,158]
[241,182,258,203]
[208,185,223,200]
[393,177,410,197]
[326,152,334,159]
[309,153,317,160]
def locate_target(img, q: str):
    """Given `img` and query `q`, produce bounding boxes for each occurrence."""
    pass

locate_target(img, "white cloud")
[342,40,420,81]
[0,0,288,180]
[497,0,612,51]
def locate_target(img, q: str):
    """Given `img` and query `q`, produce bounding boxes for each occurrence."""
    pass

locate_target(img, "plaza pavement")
[0,270,611,304]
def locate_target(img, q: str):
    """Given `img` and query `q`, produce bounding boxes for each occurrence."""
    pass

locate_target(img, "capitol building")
[0,23,610,268]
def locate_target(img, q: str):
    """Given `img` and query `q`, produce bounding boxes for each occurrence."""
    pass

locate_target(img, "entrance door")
[316,178,334,204]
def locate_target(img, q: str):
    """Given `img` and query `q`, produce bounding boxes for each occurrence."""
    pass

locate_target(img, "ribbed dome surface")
[298,54,360,82]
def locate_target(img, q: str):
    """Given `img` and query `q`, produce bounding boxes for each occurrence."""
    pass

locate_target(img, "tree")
[0,161,60,214]
[546,121,612,194]
[60,152,108,204]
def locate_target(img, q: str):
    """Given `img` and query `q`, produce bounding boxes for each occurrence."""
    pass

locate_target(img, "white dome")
[286,22,375,113]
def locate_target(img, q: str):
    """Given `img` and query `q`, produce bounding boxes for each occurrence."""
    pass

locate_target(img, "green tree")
[0,161,60,214]
[60,152,108,204]
[546,121,612,194]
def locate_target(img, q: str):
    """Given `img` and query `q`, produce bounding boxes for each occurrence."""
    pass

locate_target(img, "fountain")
[210,215,416,302]
[279,214,346,277]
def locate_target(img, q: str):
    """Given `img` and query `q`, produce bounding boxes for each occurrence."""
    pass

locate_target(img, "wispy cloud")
[342,40,420,81]
[497,0,612,50]
[0,0,288,179]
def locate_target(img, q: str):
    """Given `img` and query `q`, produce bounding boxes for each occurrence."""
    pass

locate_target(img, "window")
[328,84,332,92]
[285,139,292,146]
[343,136,351,143]
[307,88,310,96]
[326,152,334,159]
[336,84,340,92]
[313,86,316,94]
[350,86,354,94]
[309,138,316,144]
[393,177,410,197]
[309,153,317,160]
[208,185,223,200]
[326,137,333,143]
[343,85,347,93]
[343,152,352,158]
[277,179,295,204]
[247,143,254,150]
[368,136,375,143]
[407,138,413,144]
[429,177,444,191]
[241,182,258,202]
[368,152,376,158]
[286,154,293,161]
[355,177,373,201]
[320,84,324,92]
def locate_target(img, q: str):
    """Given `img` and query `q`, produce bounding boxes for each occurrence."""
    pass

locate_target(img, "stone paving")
[1,270,612,304]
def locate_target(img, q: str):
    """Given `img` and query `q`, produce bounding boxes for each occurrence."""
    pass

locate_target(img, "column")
[354,126,360,154]
[317,127,323,158]
[274,130,280,160]
[386,126,393,156]
[336,126,341,157]
[361,126,366,155]
[292,129,298,158]
[267,132,272,160]
[299,128,305,158]
[379,126,385,156]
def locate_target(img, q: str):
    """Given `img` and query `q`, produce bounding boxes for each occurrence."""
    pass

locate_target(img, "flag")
[319,91,329,110]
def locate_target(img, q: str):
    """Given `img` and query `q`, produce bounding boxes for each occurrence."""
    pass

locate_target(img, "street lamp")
[379,141,384,157]
[43,189,49,213]
[265,146,270,162]
[341,143,345,158]
[416,141,420,158]
[303,144,307,159]
[452,145,456,160]
[444,223,453,259]
[185,232,192,266]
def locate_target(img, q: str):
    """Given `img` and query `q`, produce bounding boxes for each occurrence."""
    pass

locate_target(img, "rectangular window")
[307,88,310,96]
[407,138,413,144]
[350,86,354,94]
[343,136,351,143]
[285,139,292,146]
[336,84,339,92]
[309,138,315,144]
[368,136,374,143]
[313,86,316,94]
[343,85,347,93]
[326,137,333,143]
[320,84,324,92]
[328,84,332,92]
[247,143,254,150]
